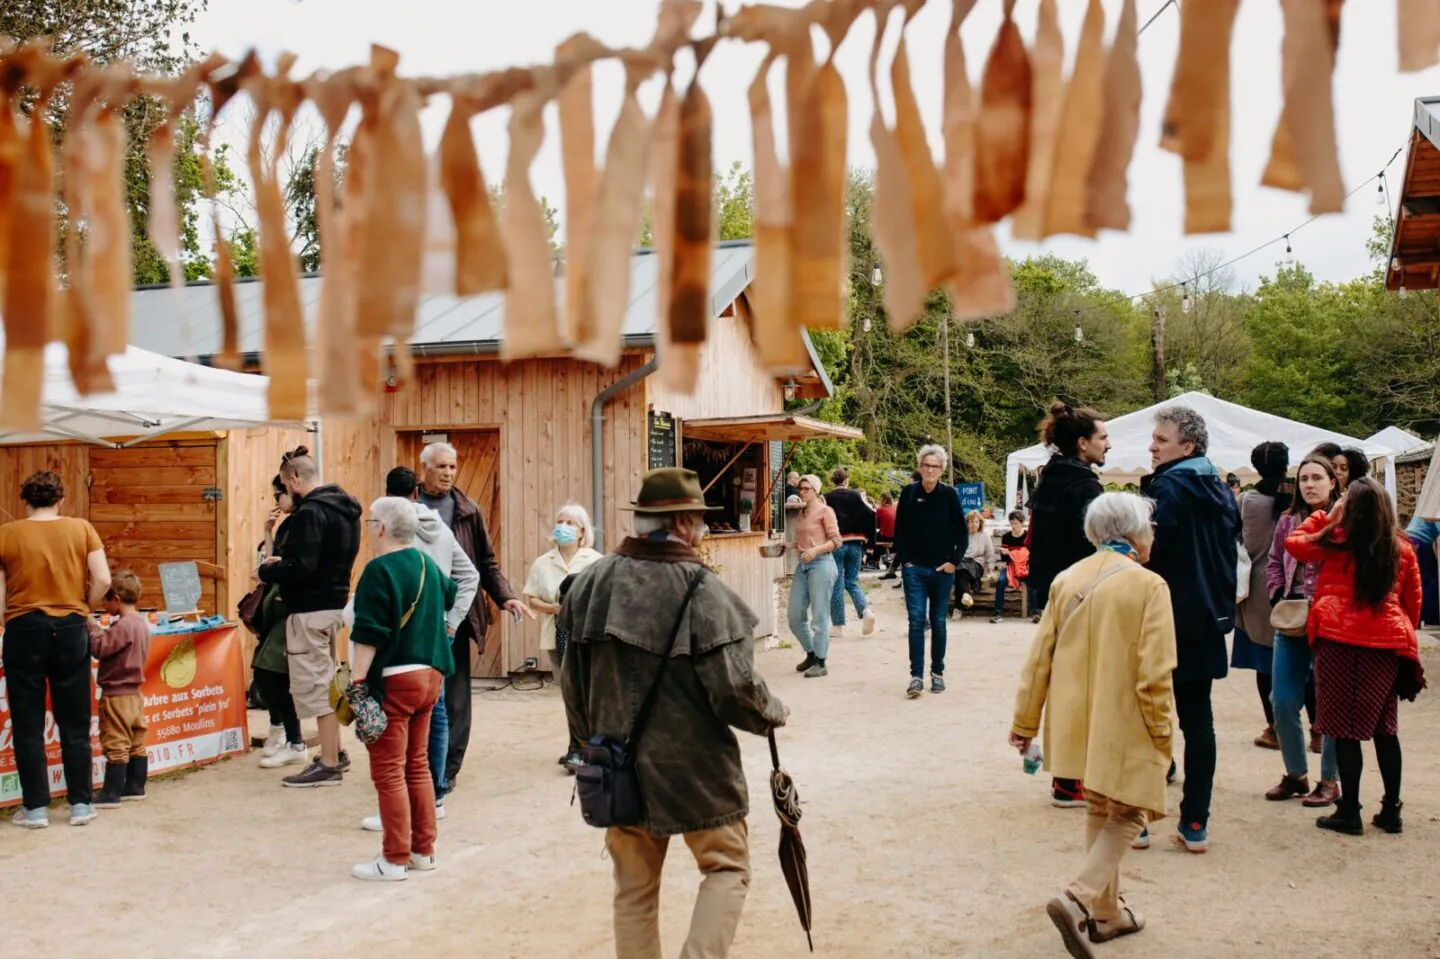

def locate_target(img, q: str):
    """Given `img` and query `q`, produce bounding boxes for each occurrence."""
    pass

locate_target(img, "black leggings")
[253,668,302,745]
[1334,735,1403,809]
[1257,673,1275,726]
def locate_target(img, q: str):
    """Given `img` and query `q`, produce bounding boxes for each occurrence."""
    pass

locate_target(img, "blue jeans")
[902,566,954,678]
[1412,533,1438,626]
[993,568,1038,616]
[830,541,869,625]
[429,683,450,798]
[789,555,838,660]
[1271,633,1337,782]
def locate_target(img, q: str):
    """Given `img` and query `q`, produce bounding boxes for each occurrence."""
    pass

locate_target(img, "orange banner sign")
[0,624,248,806]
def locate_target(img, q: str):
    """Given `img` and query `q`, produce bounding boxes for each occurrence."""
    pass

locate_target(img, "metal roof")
[130,241,758,359]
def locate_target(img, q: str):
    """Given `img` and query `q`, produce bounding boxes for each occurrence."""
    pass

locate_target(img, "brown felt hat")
[624,468,721,514]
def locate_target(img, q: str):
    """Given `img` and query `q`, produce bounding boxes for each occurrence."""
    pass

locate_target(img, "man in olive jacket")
[560,468,788,959]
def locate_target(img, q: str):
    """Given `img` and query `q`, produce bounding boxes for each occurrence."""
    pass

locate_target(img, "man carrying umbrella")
[560,468,789,959]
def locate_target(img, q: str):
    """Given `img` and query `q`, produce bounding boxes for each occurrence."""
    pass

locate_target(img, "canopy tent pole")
[1005,456,1021,517]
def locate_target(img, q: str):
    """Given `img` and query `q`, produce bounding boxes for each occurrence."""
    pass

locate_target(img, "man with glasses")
[893,445,967,699]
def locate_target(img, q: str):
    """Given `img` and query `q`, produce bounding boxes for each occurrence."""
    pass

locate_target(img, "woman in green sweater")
[349,496,457,882]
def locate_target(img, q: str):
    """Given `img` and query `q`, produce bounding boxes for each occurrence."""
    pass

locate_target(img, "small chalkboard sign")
[648,410,677,470]
[157,561,203,615]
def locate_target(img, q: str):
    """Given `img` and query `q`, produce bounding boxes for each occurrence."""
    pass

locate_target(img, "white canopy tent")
[1365,426,1430,455]
[0,341,310,447]
[1004,392,1397,513]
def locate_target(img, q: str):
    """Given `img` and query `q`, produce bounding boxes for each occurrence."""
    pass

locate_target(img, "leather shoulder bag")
[575,570,706,829]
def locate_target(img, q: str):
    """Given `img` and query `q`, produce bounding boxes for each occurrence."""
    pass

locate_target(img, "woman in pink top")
[790,474,842,678]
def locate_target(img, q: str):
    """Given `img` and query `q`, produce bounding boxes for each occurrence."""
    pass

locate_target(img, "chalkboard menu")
[158,561,203,614]
[648,410,677,469]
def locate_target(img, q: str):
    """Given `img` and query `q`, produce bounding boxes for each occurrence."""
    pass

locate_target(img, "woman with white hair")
[1010,493,1177,957]
[524,502,603,769]
[348,497,458,881]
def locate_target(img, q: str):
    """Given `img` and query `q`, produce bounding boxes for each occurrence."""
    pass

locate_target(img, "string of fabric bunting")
[0,0,1431,430]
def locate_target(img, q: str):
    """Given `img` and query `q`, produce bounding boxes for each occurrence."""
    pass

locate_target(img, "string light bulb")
[965,330,975,349]
[871,265,883,286]
[1377,175,1387,206]
[1181,282,1192,314]
[1398,280,1408,299]
[1074,312,1084,343]
[1284,234,1294,265]
[862,315,872,332]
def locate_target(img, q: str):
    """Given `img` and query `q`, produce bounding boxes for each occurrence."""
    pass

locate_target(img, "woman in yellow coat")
[1009,493,1177,959]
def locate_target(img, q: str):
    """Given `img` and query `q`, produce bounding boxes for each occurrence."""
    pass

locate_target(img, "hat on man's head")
[625,468,721,514]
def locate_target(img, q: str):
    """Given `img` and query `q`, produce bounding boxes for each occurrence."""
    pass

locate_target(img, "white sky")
[189,0,1440,296]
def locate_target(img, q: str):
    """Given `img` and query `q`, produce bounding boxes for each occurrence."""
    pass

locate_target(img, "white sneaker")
[961,592,974,608]
[862,608,877,636]
[409,851,438,872]
[436,802,446,821]
[352,855,408,882]
[261,725,286,758]
[830,624,846,638]
[69,803,97,826]
[361,814,383,832]
[260,743,308,768]
[12,807,48,829]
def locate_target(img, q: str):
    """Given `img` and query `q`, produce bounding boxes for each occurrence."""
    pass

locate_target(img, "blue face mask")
[553,524,579,546]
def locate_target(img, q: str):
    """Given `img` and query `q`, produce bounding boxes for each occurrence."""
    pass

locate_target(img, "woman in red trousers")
[1285,476,1425,836]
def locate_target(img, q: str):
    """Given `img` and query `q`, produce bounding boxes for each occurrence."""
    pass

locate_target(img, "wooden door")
[88,442,221,613]
[397,431,503,677]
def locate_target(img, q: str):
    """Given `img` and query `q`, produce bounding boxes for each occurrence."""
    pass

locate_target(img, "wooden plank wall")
[0,444,90,523]
[221,427,311,622]
[321,353,649,677]
[706,536,782,637]
[648,310,784,420]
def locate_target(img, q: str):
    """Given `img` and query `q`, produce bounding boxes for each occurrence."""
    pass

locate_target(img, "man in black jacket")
[258,453,362,788]
[1026,403,1110,617]
[894,445,966,699]
[826,467,877,637]
[1140,405,1240,854]
[418,441,533,792]
[1024,403,1109,809]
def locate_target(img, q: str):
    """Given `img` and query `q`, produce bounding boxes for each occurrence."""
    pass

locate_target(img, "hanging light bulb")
[1391,256,1402,273]
[1074,312,1084,343]
[1284,234,1294,264]
[871,265,883,286]
[1181,282,1192,314]
[862,316,872,332]
[1376,176,1387,206]
[965,330,975,348]
[1398,280,1408,299]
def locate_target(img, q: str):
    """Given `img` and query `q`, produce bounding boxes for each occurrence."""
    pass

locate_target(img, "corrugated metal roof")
[129,242,757,359]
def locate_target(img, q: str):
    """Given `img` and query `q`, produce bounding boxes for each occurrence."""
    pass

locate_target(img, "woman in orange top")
[789,474,841,679]
[0,471,112,828]
[1285,476,1425,837]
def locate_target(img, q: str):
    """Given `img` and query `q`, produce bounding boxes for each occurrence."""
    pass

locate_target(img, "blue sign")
[959,482,985,511]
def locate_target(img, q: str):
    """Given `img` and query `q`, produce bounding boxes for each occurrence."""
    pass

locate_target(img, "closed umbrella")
[768,729,813,952]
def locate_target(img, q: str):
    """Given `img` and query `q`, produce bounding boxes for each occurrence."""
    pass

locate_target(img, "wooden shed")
[129,241,858,679]
[1387,96,1440,291]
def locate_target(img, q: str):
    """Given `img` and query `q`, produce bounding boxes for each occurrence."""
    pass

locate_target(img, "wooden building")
[129,241,858,678]
[1388,96,1440,291]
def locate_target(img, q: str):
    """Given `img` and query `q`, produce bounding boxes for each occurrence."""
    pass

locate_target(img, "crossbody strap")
[1059,560,1140,631]
[399,552,427,630]
[625,569,707,750]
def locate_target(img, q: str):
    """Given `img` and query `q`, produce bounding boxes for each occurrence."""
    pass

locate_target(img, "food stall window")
[681,438,768,535]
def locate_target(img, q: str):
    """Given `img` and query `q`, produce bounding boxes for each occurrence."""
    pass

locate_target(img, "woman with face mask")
[524,503,603,770]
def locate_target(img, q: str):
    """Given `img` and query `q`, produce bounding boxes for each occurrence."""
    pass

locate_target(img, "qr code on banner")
[219,729,244,754]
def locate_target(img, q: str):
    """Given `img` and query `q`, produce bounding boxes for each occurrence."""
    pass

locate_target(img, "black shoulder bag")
[575,571,705,829]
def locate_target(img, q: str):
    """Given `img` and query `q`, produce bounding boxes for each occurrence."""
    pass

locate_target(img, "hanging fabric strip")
[439,92,507,297]
[1010,0,1061,241]
[340,79,383,410]
[306,68,361,417]
[941,0,1014,321]
[500,82,565,361]
[81,99,132,391]
[1044,0,1106,238]
[652,85,701,393]
[892,4,955,293]
[1,45,70,431]
[1260,0,1345,214]
[1084,0,1141,233]
[204,54,254,371]
[669,39,717,347]
[60,65,105,394]
[972,0,1030,224]
[245,54,309,421]
[869,4,925,333]
[747,51,806,372]
[1398,0,1440,72]
[787,4,857,332]
[557,34,602,344]
[0,39,18,309]
[575,61,658,366]
[1160,0,1241,234]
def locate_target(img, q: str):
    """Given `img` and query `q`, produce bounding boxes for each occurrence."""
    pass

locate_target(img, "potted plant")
[738,498,754,532]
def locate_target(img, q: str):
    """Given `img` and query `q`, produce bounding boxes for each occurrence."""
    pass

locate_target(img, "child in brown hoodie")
[92,571,151,807]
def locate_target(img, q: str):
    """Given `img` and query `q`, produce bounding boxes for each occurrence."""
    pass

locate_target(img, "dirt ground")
[5,574,1440,958]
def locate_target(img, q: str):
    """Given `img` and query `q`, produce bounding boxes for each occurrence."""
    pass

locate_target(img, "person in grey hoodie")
[350,468,479,832]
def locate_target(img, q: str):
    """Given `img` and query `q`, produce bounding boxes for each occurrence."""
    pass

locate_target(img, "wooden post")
[1151,307,1167,402]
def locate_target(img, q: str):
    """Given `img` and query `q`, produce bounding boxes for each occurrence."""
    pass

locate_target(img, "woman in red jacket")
[1285,476,1425,836]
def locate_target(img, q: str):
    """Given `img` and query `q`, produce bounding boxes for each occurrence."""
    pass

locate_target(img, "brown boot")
[1302,780,1340,808]
[1254,725,1280,750]
[1309,729,1324,755]
[1265,773,1310,801]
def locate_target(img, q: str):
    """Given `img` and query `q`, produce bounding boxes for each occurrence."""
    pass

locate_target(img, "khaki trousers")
[1067,792,1146,923]
[606,820,751,959]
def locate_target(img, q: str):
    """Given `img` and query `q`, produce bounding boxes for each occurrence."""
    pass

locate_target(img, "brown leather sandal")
[1089,903,1146,943]
[1046,892,1096,959]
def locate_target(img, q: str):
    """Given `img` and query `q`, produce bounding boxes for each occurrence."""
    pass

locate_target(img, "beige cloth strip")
[439,93,507,298]
[1398,0,1440,72]
[1044,0,1106,238]
[972,1,1031,223]
[748,52,805,372]
[1084,0,1142,233]
[651,86,700,394]
[1261,0,1344,214]
[557,34,601,345]
[869,5,925,333]
[500,84,565,361]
